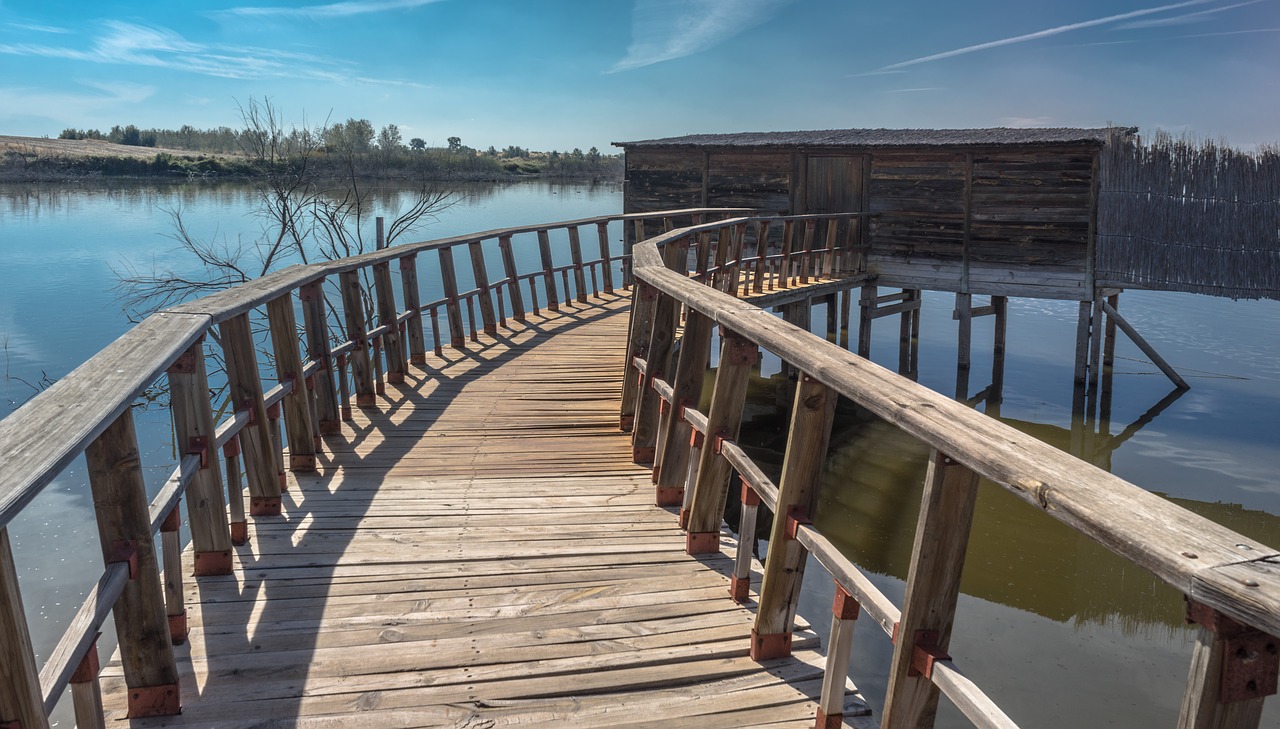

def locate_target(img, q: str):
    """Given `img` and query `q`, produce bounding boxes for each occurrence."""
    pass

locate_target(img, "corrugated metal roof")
[613,127,1126,149]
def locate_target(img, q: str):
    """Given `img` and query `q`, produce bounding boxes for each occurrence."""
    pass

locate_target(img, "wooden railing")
[624,214,1280,729]
[0,207,749,729]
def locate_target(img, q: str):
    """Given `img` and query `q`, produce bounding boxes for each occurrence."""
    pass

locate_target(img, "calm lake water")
[1,180,1278,727]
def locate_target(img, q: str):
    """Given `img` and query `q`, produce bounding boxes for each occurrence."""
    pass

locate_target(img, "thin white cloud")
[0,81,157,121]
[219,0,445,20]
[1000,116,1056,128]
[1177,26,1280,36]
[876,0,1215,71]
[1116,0,1265,29]
[882,87,944,93]
[6,22,72,34]
[611,0,794,73]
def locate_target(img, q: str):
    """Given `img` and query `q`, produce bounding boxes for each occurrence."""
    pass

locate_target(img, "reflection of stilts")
[953,294,1008,412]
[855,284,921,380]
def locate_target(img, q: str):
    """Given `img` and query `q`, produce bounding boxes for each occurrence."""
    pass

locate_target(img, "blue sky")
[0,0,1276,151]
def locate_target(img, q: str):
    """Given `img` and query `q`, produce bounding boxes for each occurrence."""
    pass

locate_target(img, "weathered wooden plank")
[0,527,48,729]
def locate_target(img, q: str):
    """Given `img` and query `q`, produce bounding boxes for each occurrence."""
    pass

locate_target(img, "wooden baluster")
[468,239,498,336]
[267,293,318,473]
[498,235,527,321]
[631,287,676,464]
[159,505,187,644]
[818,583,861,728]
[823,217,839,278]
[221,313,283,517]
[680,429,704,528]
[1178,600,1272,729]
[881,450,981,729]
[336,353,353,421]
[629,219,645,288]
[0,527,48,729]
[166,338,233,574]
[800,219,817,284]
[753,220,770,293]
[372,336,386,395]
[537,229,560,312]
[858,283,876,358]
[428,307,443,356]
[466,296,479,342]
[69,640,104,729]
[560,269,572,306]
[619,281,657,433]
[653,310,714,506]
[956,292,972,400]
[751,374,837,660]
[495,282,507,328]
[730,479,760,602]
[267,400,286,488]
[224,435,247,544]
[528,277,541,317]
[568,225,589,303]
[780,220,796,288]
[337,271,376,403]
[663,216,675,233]
[373,262,406,381]
[399,254,427,365]
[685,330,759,553]
[711,226,732,292]
[437,247,466,349]
[299,279,341,436]
[723,223,746,296]
[596,221,615,294]
[85,411,180,717]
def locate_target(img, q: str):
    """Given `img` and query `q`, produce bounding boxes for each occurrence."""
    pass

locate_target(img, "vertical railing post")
[399,254,427,364]
[631,287,677,465]
[628,219,645,287]
[730,479,760,601]
[159,504,187,644]
[84,411,180,718]
[299,279,341,436]
[780,220,796,288]
[339,271,377,402]
[568,225,589,303]
[437,248,466,349]
[0,527,49,729]
[652,310,714,506]
[881,450,981,729]
[267,293,318,473]
[68,641,105,729]
[221,312,283,517]
[537,229,560,312]
[373,262,407,381]
[223,436,247,544]
[498,235,527,321]
[468,240,499,336]
[753,220,770,294]
[619,281,658,432]
[800,219,817,284]
[818,583,861,728]
[751,374,837,660]
[685,329,759,553]
[823,217,839,277]
[166,338,233,575]
[597,221,615,294]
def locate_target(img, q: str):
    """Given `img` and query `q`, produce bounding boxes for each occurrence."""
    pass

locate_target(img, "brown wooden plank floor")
[100,291,871,728]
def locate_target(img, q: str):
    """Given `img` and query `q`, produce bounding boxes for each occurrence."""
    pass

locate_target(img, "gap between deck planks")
[99,292,874,728]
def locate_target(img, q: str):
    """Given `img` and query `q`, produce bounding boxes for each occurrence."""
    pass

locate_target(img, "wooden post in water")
[686,330,759,553]
[858,283,876,358]
[751,374,837,660]
[990,295,1008,408]
[619,282,658,432]
[85,412,180,718]
[299,279,341,435]
[537,229,560,312]
[373,262,406,381]
[1072,299,1093,418]
[166,339,233,575]
[267,294,318,472]
[568,226,588,303]
[652,310,714,506]
[0,527,48,729]
[399,255,427,364]
[498,236,527,321]
[596,221,615,294]
[898,290,914,376]
[1177,601,1271,729]
[880,451,980,729]
[955,293,972,400]
[221,313,283,517]
[467,240,498,336]
[338,271,377,403]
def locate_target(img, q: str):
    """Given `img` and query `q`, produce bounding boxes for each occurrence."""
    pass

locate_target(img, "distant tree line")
[54,119,622,180]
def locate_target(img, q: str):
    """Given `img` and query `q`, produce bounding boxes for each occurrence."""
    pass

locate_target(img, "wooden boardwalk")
[99,292,870,728]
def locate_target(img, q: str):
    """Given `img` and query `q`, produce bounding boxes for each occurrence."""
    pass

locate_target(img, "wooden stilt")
[840,285,852,350]
[955,293,972,400]
[1104,300,1189,390]
[898,290,912,376]
[857,283,875,358]
[1072,300,1093,419]
[990,295,1008,412]
[910,289,922,378]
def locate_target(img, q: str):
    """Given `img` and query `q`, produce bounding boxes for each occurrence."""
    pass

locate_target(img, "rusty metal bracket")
[127,683,180,718]
[160,502,181,533]
[1187,598,1280,703]
[721,329,761,366]
[784,506,811,541]
[165,347,199,375]
[187,435,208,469]
[223,434,241,459]
[712,427,730,455]
[69,636,101,684]
[266,400,281,421]
[909,630,950,680]
[298,281,321,302]
[110,540,138,580]
[689,429,705,448]
[833,583,861,621]
[237,399,257,426]
[740,479,761,508]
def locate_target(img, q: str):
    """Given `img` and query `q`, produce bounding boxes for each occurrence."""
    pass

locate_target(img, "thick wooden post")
[652,310,714,506]
[399,255,427,364]
[338,271,377,402]
[818,583,861,728]
[568,226,588,303]
[990,295,1008,405]
[858,283,876,358]
[597,221,615,294]
[468,240,499,336]
[752,374,837,660]
[955,293,972,400]
[373,262,406,381]
[881,451,981,729]
[0,527,48,729]
[1177,601,1272,729]
[85,412,180,718]
[220,313,282,517]
[267,294,318,471]
[437,247,466,348]
[537,229,560,312]
[300,279,341,435]
[685,330,759,553]
[166,339,232,575]
[498,236,527,321]
[631,289,677,464]
[619,282,658,432]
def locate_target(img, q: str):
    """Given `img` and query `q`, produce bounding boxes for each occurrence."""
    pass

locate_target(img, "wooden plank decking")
[98,292,870,728]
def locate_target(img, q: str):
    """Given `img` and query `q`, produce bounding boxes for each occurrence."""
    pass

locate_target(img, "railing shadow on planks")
[0,207,760,729]
[624,214,1280,729]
